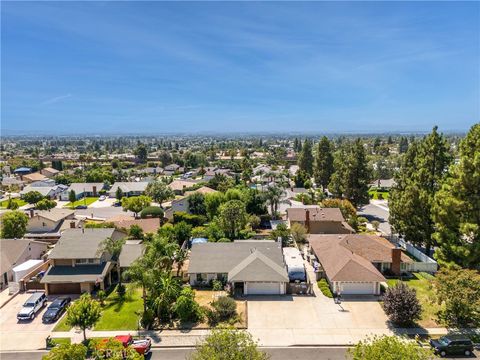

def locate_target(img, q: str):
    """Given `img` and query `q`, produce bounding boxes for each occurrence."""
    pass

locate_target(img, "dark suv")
[430,336,474,357]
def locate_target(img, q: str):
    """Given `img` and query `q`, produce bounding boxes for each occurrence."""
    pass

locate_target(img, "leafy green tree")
[135,143,148,163]
[434,267,480,327]
[433,124,480,268]
[115,186,123,201]
[174,287,201,322]
[98,236,125,261]
[151,272,182,321]
[189,327,269,360]
[68,190,76,209]
[390,127,452,253]
[217,200,248,239]
[122,195,152,218]
[35,198,56,210]
[65,293,101,341]
[290,222,307,244]
[128,224,144,239]
[188,192,207,215]
[270,223,291,247]
[329,139,371,206]
[1,210,29,238]
[145,180,174,208]
[242,188,267,215]
[314,136,334,191]
[173,221,192,245]
[349,335,434,360]
[6,197,19,210]
[383,282,422,326]
[22,190,44,205]
[298,138,314,176]
[204,192,225,220]
[398,136,409,154]
[211,296,237,321]
[42,343,87,360]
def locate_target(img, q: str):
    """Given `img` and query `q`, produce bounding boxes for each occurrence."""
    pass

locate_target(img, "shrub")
[217,237,231,243]
[204,306,219,326]
[212,280,223,291]
[211,296,237,321]
[140,206,164,218]
[317,279,333,298]
[174,288,202,323]
[96,290,106,306]
[173,211,207,227]
[140,309,155,330]
[191,226,207,239]
[383,282,422,326]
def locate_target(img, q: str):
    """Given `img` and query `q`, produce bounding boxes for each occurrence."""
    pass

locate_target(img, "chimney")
[92,186,97,197]
[391,247,402,276]
[305,209,310,233]
[70,221,76,229]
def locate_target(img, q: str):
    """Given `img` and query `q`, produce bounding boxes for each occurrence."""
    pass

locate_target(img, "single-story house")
[188,240,289,295]
[286,206,354,234]
[40,167,60,178]
[0,238,49,289]
[20,182,67,199]
[41,228,126,294]
[308,234,412,295]
[369,178,396,190]
[168,179,202,195]
[163,164,184,176]
[109,217,161,235]
[26,208,76,234]
[108,182,149,198]
[22,172,49,183]
[1,177,25,189]
[59,182,105,201]
[165,186,217,220]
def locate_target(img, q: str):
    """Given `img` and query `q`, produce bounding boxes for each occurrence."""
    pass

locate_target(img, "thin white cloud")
[41,93,72,105]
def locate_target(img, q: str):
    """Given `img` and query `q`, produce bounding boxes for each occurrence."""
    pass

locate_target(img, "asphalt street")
[358,202,391,235]
[1,347,476,360]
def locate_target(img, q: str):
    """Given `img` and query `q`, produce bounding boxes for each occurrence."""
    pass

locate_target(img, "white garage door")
[247,282,281,295]
[340,282,374,295]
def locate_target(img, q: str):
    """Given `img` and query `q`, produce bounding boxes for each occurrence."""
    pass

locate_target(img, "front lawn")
[0,198,27,208]
[53,314,72,332]
[64,197,98,209]
[94,285,143,330]
[387,272,442,327]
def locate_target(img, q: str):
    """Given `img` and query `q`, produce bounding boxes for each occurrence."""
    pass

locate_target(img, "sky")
[1,1,479,135]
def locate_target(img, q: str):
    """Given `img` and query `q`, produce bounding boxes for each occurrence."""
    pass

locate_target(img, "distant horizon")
[2,2,479,133]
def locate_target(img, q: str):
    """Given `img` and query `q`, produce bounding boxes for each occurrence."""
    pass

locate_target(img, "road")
[358,202,391,235]
[2,347,476,360]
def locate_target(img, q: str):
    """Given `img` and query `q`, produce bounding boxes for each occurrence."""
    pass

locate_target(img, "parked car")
[112,335,151,355]
[42,297,71,323]
[113,202,122,207]
[99,195,106,201]
[17,292,47,321]
[75,205,88,209]
[430,335,474,357]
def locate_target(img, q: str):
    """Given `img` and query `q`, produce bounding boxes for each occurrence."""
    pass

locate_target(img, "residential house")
[369,178,396,190]
[59,182,105,201]
[286,206,354,234]
[20,181,67,199]
[108,217,161,235]
[13,167,32,176]
[202,167,233,181]
[1,177,25,190]
[165,186,217,220]
[168,179,201,195]
[41,228,126,294]
[118,240,145,273]
[40,167,60,178]
[0,238,49,289]
[108,182,149,198]
[22,172,49,184]
[308,234,413,295]
[163,164,184,176]
[25,208,77,242]
[188,240,289,295]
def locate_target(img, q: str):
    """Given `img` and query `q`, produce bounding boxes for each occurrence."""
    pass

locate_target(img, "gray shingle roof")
[32,208,75,222]
[229,250,288,282]
[188,241,287,282]
[67,183,104,194]
[48,228,117,259]
[119,242,145,268]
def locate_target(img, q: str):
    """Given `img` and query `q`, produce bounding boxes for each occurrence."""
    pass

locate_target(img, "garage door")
[247,282,281,295]
[340,282,374,295]
[48,283,81,294]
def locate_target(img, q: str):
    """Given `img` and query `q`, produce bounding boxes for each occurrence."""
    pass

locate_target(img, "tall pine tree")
[314,136,334,191]
[298,139,314,176]
[433,124,480,269]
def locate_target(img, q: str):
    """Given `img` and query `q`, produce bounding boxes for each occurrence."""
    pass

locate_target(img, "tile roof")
[286,206,346,222]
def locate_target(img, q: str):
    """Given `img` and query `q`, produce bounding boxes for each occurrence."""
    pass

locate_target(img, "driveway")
[89,197,117,208]
[358,201,391,235]
[0,291,77,351]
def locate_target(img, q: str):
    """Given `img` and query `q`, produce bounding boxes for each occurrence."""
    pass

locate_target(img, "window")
[75,259,98,265]
[196,273,207,282]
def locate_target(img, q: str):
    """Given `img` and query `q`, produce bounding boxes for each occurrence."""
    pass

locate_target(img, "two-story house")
[40,228,126,294]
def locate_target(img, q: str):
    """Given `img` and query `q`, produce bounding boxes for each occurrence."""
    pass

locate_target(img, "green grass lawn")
[53,314,72,332]
[387,272,442,327]
[94,285,143,330]
[368,190,389,200]
[49,337,71,346]
[0,198,27,208]
[64,197,98,208]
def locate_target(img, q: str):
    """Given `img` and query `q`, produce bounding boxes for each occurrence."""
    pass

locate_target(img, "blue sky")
[1,1,479,134]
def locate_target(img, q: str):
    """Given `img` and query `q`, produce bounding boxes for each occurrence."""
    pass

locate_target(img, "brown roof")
[111,218,161,234]
[33,209,75,222]
[184,186,217,196]
[308,234,386,282]
[339,234,412,264]
[286,206,345,222]
[168,179,201,192]
[23,172,48,182]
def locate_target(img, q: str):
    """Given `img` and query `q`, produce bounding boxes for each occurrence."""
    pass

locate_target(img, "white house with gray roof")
[108,182,149,198]
[188,240,289,295]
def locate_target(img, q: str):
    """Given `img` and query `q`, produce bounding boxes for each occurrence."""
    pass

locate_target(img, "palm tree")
[151,272,181,322]
[265,185,285,220]
[123,258,151,313]
[147,236,179,271]
[174,248,188,277]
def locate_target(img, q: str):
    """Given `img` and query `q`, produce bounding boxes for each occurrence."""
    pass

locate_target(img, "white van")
[17,292,47,320]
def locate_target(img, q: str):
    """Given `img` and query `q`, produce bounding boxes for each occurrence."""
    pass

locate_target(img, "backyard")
[387,272,442,328]
[0,198,27,208]
[64,197,98,209]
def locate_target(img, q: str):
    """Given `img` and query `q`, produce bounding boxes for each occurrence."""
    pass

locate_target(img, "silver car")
[17,292,47,320]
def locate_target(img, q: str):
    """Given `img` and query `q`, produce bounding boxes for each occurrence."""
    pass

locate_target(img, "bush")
[383,282,421,326]
[140,206,164,218]
[212,280,223,291]
[317,279,333,298]
[174,288,202,323]
[204,306,219,326]
[217,237,231,243]
[140,309,155,330]
[116,284,126,297]
[211,296,237,322]
[173,211,207,227]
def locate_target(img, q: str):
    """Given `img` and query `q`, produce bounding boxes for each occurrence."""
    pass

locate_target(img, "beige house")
[26,209,76,234]
[41,228,126,294]
[286,206,354,234]
[40,167,60,178]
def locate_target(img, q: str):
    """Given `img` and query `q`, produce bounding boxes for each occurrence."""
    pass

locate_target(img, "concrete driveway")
[0,291,77,351]
[247,291,390,346]
[89,197,117,208]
